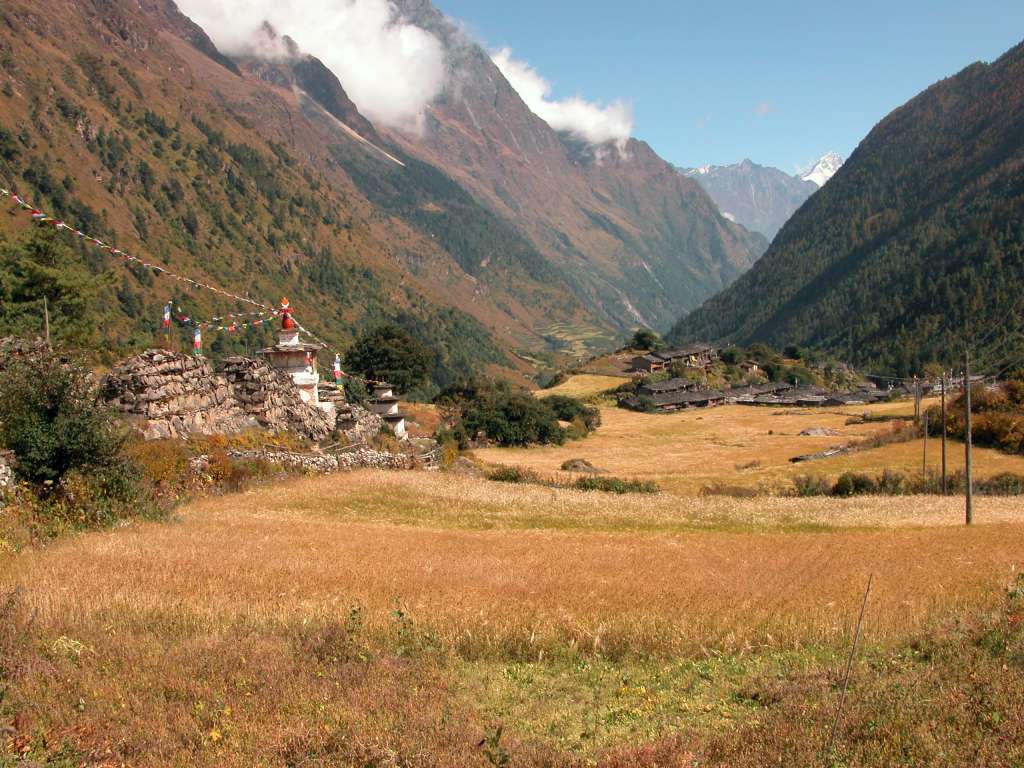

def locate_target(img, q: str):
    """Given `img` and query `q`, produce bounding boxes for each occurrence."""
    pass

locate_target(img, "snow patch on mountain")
[800,152,844,187]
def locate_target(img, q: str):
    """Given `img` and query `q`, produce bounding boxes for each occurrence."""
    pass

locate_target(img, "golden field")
[3,467,1024,764]
[3,378,1024,765]
[475,396,1024,495]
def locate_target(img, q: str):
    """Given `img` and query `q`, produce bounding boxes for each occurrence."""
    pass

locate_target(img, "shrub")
[876,469,908,495]
[0,347,128,488]
[832,472,877,497]
[439,379,568,447]
[573,476,659,494]
[485,465,544,485]
[699,482,759,498]
[544,394,601,432]
[791,475,831,497]
[540,370,568,390]
[977,472,1024,496]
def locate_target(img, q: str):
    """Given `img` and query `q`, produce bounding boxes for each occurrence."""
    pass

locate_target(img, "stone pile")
[0,452,13,490]
[102,350,249,440]
[224,448,414,472]
[337,404,384,445]
[102,350,335,441]
[222,356,334,441]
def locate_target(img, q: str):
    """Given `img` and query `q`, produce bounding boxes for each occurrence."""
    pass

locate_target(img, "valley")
[1,1,1023,765]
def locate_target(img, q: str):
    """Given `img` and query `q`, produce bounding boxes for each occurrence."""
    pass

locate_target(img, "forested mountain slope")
[0,0,588,387]
[670,41,1024,375]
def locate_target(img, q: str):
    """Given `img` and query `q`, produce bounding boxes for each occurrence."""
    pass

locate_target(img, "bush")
[792,475,831,497]
[486,465,543,485]
[543,394,601,433]
[438,379,569,447]
[0,347,127,488]
[832,472,878,497]
[572,476,659,494]
[485,464,658,494]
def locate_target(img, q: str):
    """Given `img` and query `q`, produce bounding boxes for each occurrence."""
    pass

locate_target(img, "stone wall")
[103,350,335,441]
[224,448,414,472]
[101,351,249,440]
[222,356,334,440]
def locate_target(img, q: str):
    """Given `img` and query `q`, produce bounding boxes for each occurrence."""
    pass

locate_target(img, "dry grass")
[4,471,1023,660]
[540,374,627,400]
[2,468,1023,764]
[475,395,1024,496]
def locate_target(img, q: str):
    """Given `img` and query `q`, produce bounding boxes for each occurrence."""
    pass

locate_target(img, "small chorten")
[258,298,334,419]
[369,382,408,439]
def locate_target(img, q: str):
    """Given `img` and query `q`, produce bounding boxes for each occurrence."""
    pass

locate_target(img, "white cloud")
[176,0,446,134]
[491,47,633,148]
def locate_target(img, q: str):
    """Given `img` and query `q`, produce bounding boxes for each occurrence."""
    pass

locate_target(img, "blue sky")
[434,0,1024,173]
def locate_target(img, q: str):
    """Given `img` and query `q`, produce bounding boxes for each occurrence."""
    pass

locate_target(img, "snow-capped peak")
[800,152,844,187]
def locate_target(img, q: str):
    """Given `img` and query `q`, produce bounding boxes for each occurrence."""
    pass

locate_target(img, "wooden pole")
[940,374,948,495]
[43,296,51,348]
[824,574,873,762]
[965,353,973,526]
[917,378,925,428]
[922,411,929,474]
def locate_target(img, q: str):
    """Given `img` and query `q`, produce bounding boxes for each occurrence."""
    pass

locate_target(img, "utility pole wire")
[824,574,873,763]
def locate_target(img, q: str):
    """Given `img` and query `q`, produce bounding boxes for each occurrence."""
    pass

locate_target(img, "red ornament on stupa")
[280,297,297,331]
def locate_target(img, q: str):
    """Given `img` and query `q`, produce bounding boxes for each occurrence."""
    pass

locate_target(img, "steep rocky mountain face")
[0,0,597,387]
[377,0,767,332]
[683,159,819,240]
[670,42,1024,375]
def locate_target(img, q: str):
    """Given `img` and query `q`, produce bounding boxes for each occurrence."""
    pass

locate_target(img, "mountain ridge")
[681,158,821,240]
[669,42,1024,375]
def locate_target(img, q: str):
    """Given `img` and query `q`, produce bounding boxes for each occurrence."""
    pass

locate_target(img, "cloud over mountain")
[491,47,634,148]
[176,0,446,133]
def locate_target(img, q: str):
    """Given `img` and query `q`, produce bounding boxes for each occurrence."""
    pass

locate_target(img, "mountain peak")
[800,152,844,187]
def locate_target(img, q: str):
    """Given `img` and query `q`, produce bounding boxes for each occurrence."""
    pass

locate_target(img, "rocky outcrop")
[103,350,334,441]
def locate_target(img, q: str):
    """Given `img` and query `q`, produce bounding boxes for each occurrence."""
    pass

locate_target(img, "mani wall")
[102,349,379,443]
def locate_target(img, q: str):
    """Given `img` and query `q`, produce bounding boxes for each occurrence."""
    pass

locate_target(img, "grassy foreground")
[2,469,1023,765]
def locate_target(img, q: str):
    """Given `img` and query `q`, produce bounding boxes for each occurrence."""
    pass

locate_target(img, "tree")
[0,227,105,348]
[630,328,661,351]
[343,324,432,395]
[0,345,125,487]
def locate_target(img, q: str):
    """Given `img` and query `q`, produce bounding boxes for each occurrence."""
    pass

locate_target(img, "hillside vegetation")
[671,40,1024,375]
[0,0,585,383]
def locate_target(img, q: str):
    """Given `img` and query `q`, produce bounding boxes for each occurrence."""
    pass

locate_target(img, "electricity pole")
[965,352,973,526]
[940,373,948,495]
[922,412,929,474]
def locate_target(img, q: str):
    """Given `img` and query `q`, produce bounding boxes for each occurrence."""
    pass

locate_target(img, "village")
[618,342,942,413]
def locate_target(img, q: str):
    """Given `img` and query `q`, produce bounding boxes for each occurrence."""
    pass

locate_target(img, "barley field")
[3,466,1023,765]
[475,397,1024,495]
[3,379,1024,765]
